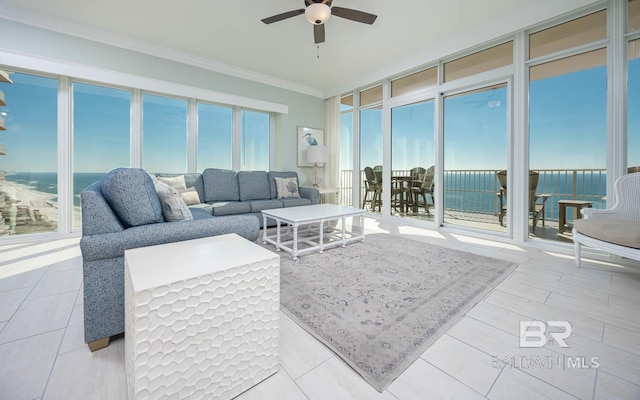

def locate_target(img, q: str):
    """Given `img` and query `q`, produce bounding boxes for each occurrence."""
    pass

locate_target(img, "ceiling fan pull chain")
[317,44,320,59]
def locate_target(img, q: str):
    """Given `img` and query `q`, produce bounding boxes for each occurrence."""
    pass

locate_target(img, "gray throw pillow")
[154,180,194,222]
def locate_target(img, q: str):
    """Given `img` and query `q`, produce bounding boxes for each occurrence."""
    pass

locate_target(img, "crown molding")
[0,5,324,98]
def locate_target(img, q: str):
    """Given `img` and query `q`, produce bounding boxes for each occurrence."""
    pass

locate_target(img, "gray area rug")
[269,233,517,392]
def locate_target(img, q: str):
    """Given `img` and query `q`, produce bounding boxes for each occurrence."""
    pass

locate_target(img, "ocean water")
[4,170,608,221]
[4,172,105,207]
[441,171,607,220]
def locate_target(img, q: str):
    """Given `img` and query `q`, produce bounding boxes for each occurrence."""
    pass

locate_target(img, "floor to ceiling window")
[0,72,58,236]
[240,110,269,171]
[528,10,607,241]
[390,67,437,221]
[340,95,353,206]
[142,94,188,173]
[391,100,435,220]
[441,42,512,233]
[197,103,232,170]
[72,82,131,230]
[628,14,640,170]
[443,83,508,232]
[359,85,383,213]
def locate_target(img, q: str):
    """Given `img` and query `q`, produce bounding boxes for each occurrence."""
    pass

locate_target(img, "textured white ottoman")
[124,233,280,400]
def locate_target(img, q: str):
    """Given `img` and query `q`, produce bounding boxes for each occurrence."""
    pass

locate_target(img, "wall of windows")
[240,110,270,171]
[197,103,232,171]
[72,82,131,230]
[0,69,275,239]
[340,1,634,245]
[142,94,188,173]
[0,73,58,236]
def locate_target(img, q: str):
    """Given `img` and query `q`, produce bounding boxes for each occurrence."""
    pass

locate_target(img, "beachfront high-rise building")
[0,69,10,235]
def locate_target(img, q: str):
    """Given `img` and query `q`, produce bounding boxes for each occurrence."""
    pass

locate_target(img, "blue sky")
[0,63,635,174]
[345,64,614,172]
[1,74,270,173]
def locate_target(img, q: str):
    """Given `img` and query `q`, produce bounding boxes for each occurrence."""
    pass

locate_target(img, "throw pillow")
[153,180,194,222]
[157,175,187,190]
[274,177,301,199]
[178,187,201,205]
[101,168,164,227]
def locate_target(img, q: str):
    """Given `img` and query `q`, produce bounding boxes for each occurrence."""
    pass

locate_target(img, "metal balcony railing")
[339,168,607,222]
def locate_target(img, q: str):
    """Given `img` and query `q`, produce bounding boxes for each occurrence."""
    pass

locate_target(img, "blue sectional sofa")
[154,169,319,226]
[80,167,318,351]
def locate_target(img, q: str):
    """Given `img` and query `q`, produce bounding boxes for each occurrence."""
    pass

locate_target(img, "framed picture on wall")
[297,126,325,167]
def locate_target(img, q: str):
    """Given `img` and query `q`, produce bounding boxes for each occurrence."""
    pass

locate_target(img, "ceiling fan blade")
[314,24,325,44]
[261,9,305,24]
[331,7,377,24]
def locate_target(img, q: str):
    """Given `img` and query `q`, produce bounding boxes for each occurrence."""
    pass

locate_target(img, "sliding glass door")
[443,83,508,232]
[390,100,435,220]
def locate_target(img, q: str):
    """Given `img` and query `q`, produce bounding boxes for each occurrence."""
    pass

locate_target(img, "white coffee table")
[262,204,365,260]
[124,234,280,400]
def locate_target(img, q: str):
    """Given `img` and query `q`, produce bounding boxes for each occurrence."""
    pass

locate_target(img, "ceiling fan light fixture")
[305,3,331,25]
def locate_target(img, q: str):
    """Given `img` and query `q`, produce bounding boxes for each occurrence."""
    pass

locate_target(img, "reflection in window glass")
[241,110,269,170]
[628,39,640,169]
[142,94,187,172]
[340,111,353,206]
[391,100,435,219]
[197,103,232,170]
[529,10,606,59]
[443,84,508,231]
[360,85,382,107]
[0,72,58,236]
[444,42,513,83]
[529,54,607,223]
[630,0,640,32]
[341,95,353,112]
[73,82,131,229]
[360,107,382,213]
[391,68,437,97]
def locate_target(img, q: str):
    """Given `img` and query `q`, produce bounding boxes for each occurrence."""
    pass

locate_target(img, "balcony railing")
[339,168,607,222]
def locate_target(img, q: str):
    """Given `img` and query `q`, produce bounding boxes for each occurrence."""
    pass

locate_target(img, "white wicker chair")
[573,172,640,267]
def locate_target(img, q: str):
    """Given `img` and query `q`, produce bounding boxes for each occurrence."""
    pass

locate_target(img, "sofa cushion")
[238,171,271,201]
[154,173,205,204]
[282,198,312,208]
[210,201,251,216]
[203,168,240,202]
[274,176,301,199]
[101,168,163,227]
[153,180,194,222]
[156,175,187,190]
[248,199,284,213]
[573,219,640,249]
[268,171,299,199]
[178,187,201,205]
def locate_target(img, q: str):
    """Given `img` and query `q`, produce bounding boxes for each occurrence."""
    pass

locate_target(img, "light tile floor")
[1,221,640,400]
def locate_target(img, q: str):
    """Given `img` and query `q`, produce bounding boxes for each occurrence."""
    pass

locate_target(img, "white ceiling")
[0,0,598,98]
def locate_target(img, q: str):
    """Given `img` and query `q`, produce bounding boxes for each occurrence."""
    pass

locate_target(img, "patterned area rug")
[269,233,517,392]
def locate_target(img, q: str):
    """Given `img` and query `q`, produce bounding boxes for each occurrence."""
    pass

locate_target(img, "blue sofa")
[80,167,318,351]
[153,169,319,226]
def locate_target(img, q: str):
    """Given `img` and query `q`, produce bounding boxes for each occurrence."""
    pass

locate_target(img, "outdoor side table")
[124,234,280,400]
[558,200,593,235]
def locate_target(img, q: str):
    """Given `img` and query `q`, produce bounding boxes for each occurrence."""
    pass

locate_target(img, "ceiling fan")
[261,0,377,44]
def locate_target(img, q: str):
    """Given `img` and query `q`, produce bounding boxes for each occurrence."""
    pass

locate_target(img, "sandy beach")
[0,180,83,234]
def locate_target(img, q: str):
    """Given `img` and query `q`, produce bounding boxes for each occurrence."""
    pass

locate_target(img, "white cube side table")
[124,234,280,400]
